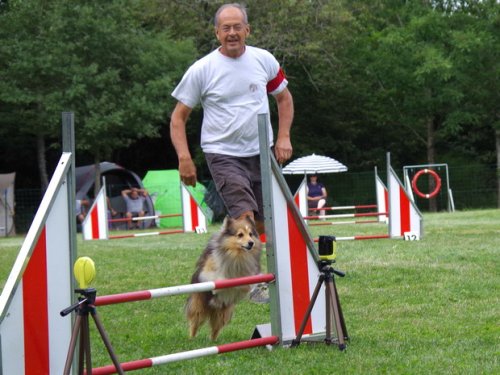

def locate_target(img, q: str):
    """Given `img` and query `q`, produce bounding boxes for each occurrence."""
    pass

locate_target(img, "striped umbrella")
[282,154,348,175]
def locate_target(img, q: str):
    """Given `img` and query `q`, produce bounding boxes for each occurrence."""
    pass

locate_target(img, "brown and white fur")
[185,216,262,340]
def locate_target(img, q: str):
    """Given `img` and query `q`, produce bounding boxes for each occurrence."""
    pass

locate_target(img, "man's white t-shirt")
[171,45,288,157]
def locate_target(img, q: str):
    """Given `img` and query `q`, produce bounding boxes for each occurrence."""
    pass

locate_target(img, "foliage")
[0,0,196,184]
[0,0,498,192]
[1,209,499,373]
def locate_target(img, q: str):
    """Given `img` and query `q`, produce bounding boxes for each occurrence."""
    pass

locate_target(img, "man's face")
[215,7,250,58]
[130,189,139,199]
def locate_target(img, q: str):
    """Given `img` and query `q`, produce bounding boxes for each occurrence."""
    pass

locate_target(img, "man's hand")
[179,157,197,187]
[171,101,197,186]
[274,136,293,164]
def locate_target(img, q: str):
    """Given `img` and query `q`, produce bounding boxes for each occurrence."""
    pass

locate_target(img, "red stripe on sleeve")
[266,68,286,93]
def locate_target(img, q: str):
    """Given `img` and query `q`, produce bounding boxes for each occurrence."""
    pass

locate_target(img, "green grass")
[1,209,499,374]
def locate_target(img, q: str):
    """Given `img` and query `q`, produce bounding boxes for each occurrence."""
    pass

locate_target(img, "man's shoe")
[249,283,269,304]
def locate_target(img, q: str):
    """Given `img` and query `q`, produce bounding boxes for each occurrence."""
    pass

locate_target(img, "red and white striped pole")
[335,234,390,241]
[89,336,278,375]
[108,229,184,240]
[304,211,388,220]
[95,273,275,306]
[308,204,377,211]
[309,219,380,226]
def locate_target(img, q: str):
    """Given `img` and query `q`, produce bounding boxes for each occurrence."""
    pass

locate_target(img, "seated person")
[307,174,327,218]
[121,188,148,229]
[106,196,118,217]
[106,196,118,229]
[75,198,90,224]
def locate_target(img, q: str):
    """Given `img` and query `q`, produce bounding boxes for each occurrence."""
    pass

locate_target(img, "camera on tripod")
[318,235,337,261]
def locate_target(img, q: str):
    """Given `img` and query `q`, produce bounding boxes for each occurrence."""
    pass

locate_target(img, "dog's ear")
[244,215,256,226]
[221,215,233,230]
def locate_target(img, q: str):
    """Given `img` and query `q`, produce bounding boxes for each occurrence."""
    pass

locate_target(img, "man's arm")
[121,189,131,198]
[273,87,294,164]
[170,101,197,187]
[138,188,148,196]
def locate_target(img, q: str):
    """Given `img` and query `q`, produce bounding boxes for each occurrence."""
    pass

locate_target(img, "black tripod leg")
[332,278,348,339]
[91,311,125,375]
[78,323,85,375]
[325,282,332,345]
[81,314,92,374]
[326,279,346,350]
[63,314,82,375]
[291,275,325,347]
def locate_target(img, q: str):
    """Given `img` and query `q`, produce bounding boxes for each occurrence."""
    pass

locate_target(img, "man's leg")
[125,212,133,229]
[206,154,269,303]
[318,198,326,220]
[237,211,264,235]
[137,210,146,229]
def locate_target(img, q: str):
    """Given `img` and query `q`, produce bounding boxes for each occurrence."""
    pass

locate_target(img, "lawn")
[1,209,499,374]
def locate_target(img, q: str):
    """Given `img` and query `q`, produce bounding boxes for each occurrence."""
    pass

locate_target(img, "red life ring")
[411,169,442,199]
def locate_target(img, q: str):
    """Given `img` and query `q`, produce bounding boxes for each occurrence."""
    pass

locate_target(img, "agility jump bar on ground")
[307,205,382,227]
[90,336,279,375]
[106,229,184,239]
[107,213,182,224]
[308,204,377,211]
[310,219,380,226]
[304,211,388,220]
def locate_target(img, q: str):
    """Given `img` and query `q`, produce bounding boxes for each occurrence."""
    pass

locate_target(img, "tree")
[0,0,196,191]
[351,0,499,208]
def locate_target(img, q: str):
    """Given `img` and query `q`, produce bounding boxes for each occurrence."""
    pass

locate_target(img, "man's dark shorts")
[205,153,263,221]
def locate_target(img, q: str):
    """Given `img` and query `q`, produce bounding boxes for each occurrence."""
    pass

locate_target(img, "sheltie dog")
[185,216,262,340]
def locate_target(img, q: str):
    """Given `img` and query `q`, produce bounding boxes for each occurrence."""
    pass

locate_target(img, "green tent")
[142,170,211,228]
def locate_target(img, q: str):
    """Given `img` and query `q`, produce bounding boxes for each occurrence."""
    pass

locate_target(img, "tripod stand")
[60,288,124,375]
[291,260,348,350]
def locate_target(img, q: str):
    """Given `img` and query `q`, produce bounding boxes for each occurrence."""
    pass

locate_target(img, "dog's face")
[220,216,261,252]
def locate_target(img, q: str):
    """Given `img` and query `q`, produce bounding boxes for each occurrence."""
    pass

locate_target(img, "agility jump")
[82,182,207,240]
[0,114,77,374]
[307,204,381,225]
[0,113,348,374]
[293,160,421,241]
[59,266,277,375]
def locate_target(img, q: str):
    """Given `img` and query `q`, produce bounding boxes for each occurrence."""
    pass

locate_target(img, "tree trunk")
[496,128,500,208]
[94,153,101,197]
[426,116,437,212]
[36,133,49,192]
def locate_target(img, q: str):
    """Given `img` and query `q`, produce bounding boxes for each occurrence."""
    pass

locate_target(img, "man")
[121,188,148,229]
[170,3,294,236]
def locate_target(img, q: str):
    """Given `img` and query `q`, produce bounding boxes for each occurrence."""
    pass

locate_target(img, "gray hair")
[214,3,248,26]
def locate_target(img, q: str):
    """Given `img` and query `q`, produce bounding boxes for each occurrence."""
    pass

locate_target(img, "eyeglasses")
[219,24,245,33]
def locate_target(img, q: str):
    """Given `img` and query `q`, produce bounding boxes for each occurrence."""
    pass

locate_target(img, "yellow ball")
[74,257,96,289]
